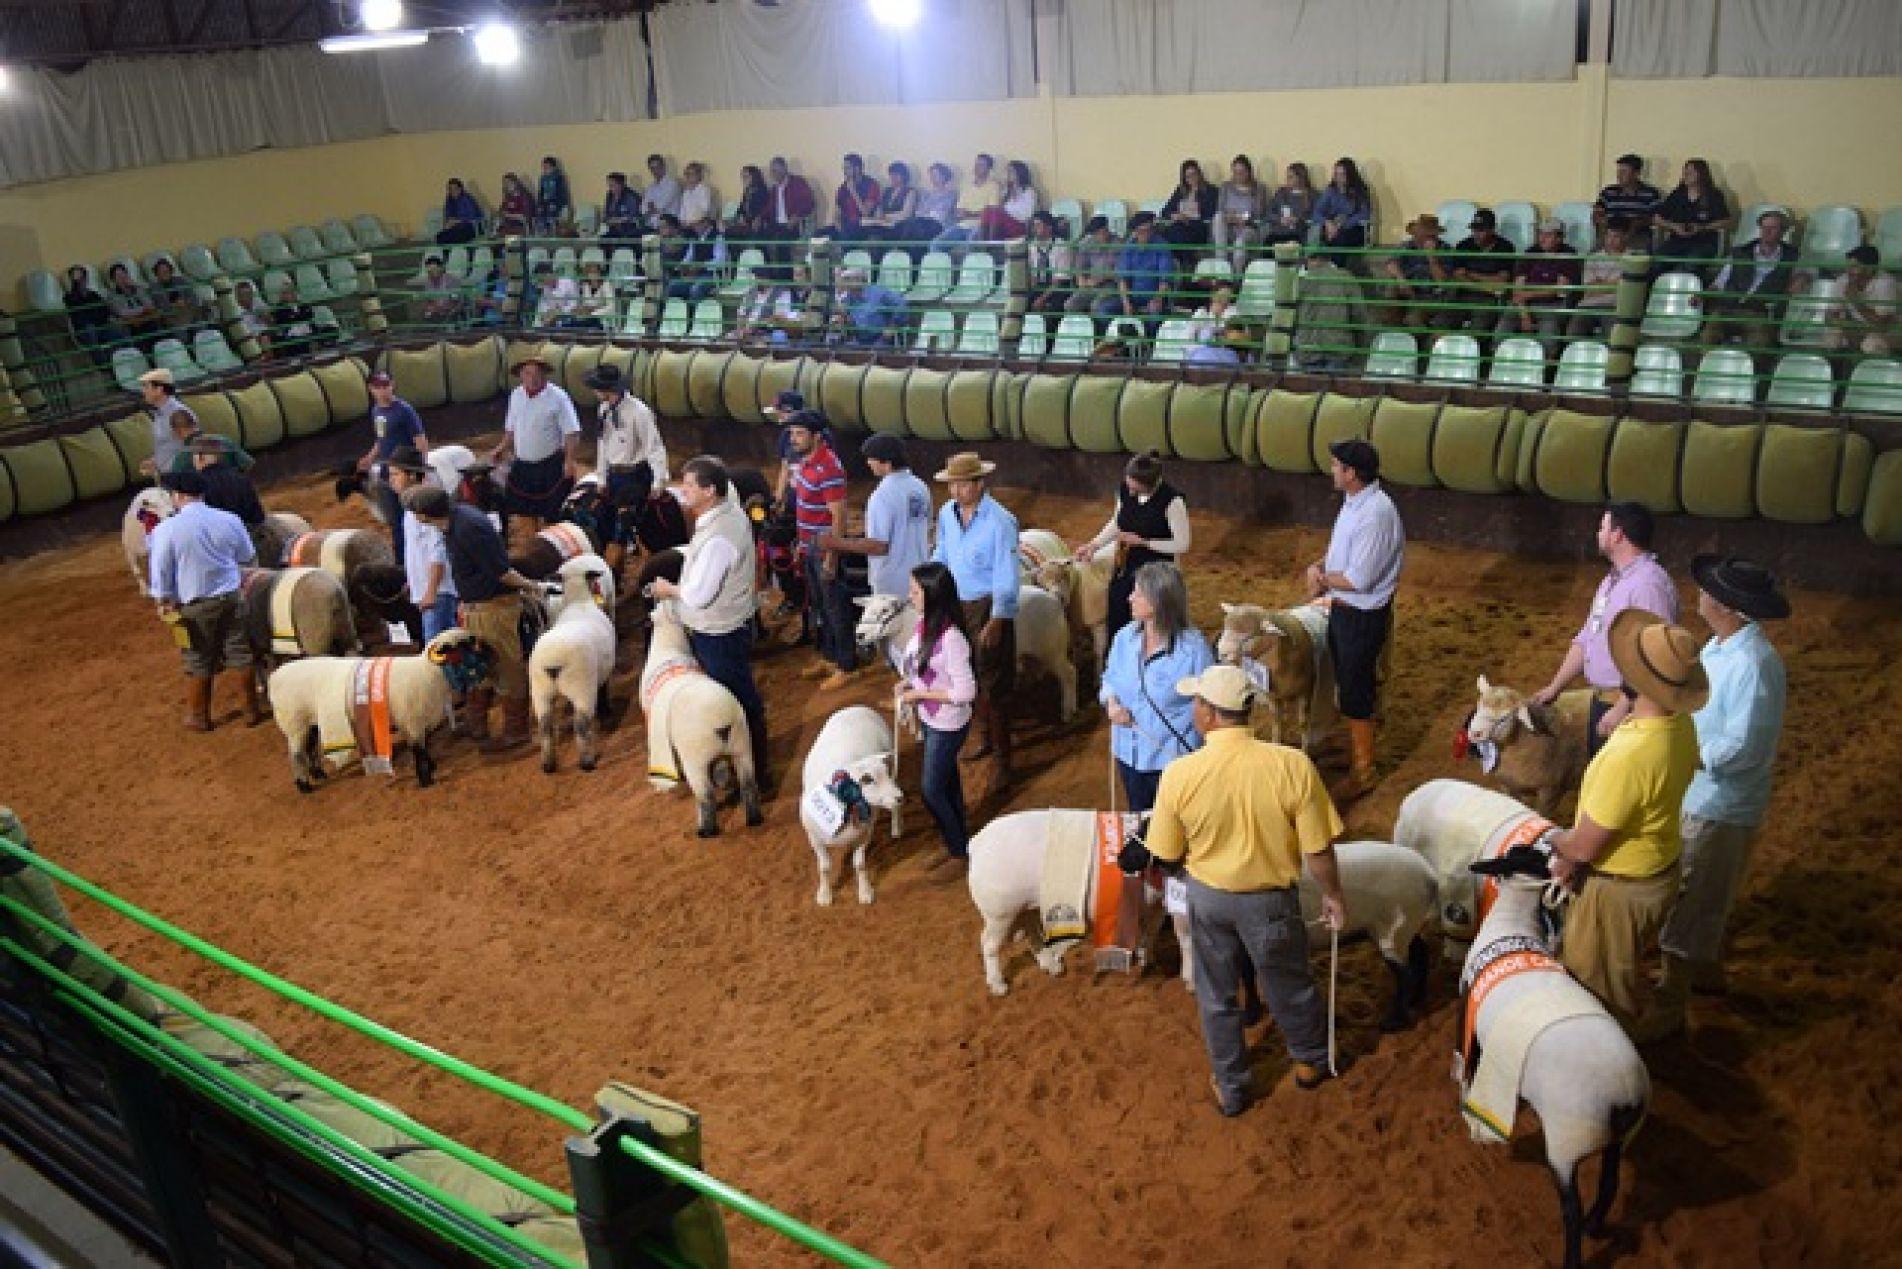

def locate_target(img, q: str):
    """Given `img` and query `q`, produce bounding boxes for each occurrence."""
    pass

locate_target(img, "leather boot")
[1329,718,1378,803]
[987,700,1013,788]
[480,694,533,754]
[183,676,214,733]
[1633,954,1691,1043]
[461,687,494,742]
[224,669,268,726]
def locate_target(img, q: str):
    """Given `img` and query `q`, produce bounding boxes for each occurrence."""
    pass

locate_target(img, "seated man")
[658,214,727,303]
[1496,218,1581,348]
[641,154,682,228]
[149,258,202,331]
[531,261,579,327]
[1093,213,1173,327]
[105,263,162,347]
[734,268,809,344]
[1376,213,1450,329]
[232,279,273,356]
[1566,216,1633,339]
[1446,208,1517,333]
[828,267,906,348]
[1063,216,1120,314]
[1830,243,1897,357]
[602,171,642,239]
[1705,210,1806,349]
[1593,153,1661,241]
[269,280,329,359]
[418,256,464,323]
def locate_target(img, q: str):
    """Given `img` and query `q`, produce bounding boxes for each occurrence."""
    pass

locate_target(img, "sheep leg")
[1378,957,1412,1032]
[682,759,721,838]
[594,682,617,733]
[981,913,1014,996]
[1173,911,1196,992]
[1584,1140,1622,1238]
[853,837,875,906]
[1406,934,1432,1010]
[1056,657,1077,722]
[1555,1165,1585,1269]
[575,705,599,773]
[814,843,839,907]
[412,735,436,789]
[291,725,316,794]
[537,703,560,775]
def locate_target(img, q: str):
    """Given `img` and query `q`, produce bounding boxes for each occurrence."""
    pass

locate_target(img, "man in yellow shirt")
[1548,609,1707,1033]
[1123,665,1348,1116]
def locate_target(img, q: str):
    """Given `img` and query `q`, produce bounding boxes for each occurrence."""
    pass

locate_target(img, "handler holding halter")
[583,362,668,578]
[491,354,580,536]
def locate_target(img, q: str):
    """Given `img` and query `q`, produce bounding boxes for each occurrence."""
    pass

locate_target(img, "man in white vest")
[583,362,669,577]
[647,455,772,796]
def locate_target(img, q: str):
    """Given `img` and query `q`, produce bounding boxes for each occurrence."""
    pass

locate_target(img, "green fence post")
[567,1115,693,1269]
[1266,240,1302,363]
[1607,252,1650,388]
[353,251,388,340]
[0,316,46,416]
[638,234,662,337]
[1001,237,1027,347]
[806,238,835,345]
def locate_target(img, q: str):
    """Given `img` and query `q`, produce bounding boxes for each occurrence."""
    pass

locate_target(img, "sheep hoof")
[987,977,1010,997]
[541,756,557,775]
[816,885,835,907]
[857,884,875,906]
[295,779,314,795]
[696,825,719,839]
[1036,949,1066,977]
[579,755,597,773]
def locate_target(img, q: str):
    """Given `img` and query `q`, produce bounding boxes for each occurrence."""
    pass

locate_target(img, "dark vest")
[1115,481,1182,573]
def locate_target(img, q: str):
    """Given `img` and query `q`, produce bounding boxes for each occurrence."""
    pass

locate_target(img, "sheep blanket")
[1039,812,1145,972]
[284,532,324,568]
[1457,935,1603,1144]
[268,567,321,656]
[641,656,704,787]
[539,522,593,563]
[304,658,403,775]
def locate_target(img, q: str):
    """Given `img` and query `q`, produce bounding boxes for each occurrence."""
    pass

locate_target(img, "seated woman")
[1071,449,1192,640]
[573,261,616,330]
[497,173,533,238]
[63,266,123,366]
[1212,155,1268,272]
[977,161,1038,241]
[438,178,483,245]
[1312,157,1373,267]
[861,162,920,242]
[1160,158,1219,249]
[905,163,959,257]
[728,164,772,239]
[1652,157,1731,273]
[1026,212,1075,313]
[1185,286,1244,366]
[1264,162,1317,246]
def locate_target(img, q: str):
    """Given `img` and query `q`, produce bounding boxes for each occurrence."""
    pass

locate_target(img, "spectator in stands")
[1292,254,1366,373]
[1652,158,1731,270]
[1314,157,1373,266]
[862,162,920,242]
[232,280,272,354]
[573,260,615,330]
[1212,155,1269,273]
[979,161,1038,242]
[1705,209,1805,349]
[149,258,200,331]
[438,177,482,245]
[269,279,328,359]
[735,268,807,345]
[729,164,772,238]
[659,214,726,303]
[1594,153,1661,240]
[1448,208,1516,333]
[1567,216,1633,339]
[766,156,817,241]
[1026,212,1075,313]
[62,265,120,366]
[678,162,719,239]
[1187,287,1243,366]
[602,171,641,239]
[642,154,682,228]
[497,173,533,237]
[1264,162,1317,247]
[535,156,572,234]
[105,263,160,348]
[1377,213,1451,330]
[1066,216,1120,315]
[834,153,882,240]
[1499,218,1583,348]
[910,163,959,250]
[1097,212,1173,327]
[531,261,579,328]
[472,264,510,327]
[829,267,907,348]
[419,256,462,324]
[1160,158,1219,249]
[934,153,1003,250]
[1830,243,1897,357]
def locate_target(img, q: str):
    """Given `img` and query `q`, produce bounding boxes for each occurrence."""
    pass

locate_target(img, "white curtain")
[379,20,649,132]
[650,0,1036,116]
[1050,0,1578,97]
[1613,0,1902,78]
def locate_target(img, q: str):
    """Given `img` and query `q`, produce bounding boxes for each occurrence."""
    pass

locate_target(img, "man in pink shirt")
[1531,502,1680,755]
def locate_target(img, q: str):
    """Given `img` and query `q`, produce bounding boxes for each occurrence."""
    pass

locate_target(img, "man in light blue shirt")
[1647,555,1790,1036]
[831,267,907,348]
[932,452,1019,784]
[817,434,932,598]
[148,468,261,731]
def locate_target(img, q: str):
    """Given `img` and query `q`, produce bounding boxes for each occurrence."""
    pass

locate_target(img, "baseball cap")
[1174,665,1260,713]
[765,389,806,419]
[368,370,393,387]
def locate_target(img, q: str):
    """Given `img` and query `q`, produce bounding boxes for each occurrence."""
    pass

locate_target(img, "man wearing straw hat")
[137,367,198,477]
[932,452,1019,786]
[1546,609,1707,1033]
[1120,664,1348,1116]
[1641,556,1790,1038]
[491,353,580,537]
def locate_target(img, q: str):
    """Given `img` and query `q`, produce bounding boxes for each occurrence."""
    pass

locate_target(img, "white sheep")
[853,587,1077,722]
[1465,677,1593,818]
[122,487,305,596]
[1031,542,1117,666]
[1015,528,1071,583]
[799,705,905,907]
[267,630,496,792]
[641,601,762,838]
[1214,601,1337,751]
[1394,778,1561,948]
[1461,844,1649,1269]
[529,553,619,775]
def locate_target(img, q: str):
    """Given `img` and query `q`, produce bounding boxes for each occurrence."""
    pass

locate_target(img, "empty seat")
[1631,345,1685,398]
[1193,258,1234,287]
[1488,337,1547,388]
[876,250,913,295]
[1435,200,1478,248]
[1051,314,1095,361]
[1136,198,1165,217]
[1049,198,1084,237]
[311,304,343,333]
[1844,358,1902,415]
[1553,200,1596,252]
[288,226,326,260]
[657,298,690,339]
[254,232,295,267]
[216,237,259,274]
[325,259,359,297]
[1492,201,1538,253]
[24,270,64,313]
[443,246,472,279]
[1364,331,1417,379]
[112,347,151,393]
[1151,319,1194,364]
[609,248,640,285]
[1876,206,1902,266]
[469,246,496,281]
[1096,199,1129,238]
[575,204,600,236]
[958,311,1000,356]
[720,248,765,300]
[525,246,551,280]
[622,303,648,336]
[1554,340,1610,392]
[841,249,875,277]
[1425,334,1483,382]
[1780,277,1844,347]
[152,338,207,385]
[421,208,443,240]
[295,264,334,303]
[1640,272,1704,340]
[1765,353,1834,410]
[179,244,220,282]
[552,247,579,279]
[914,309,956,352]
[579,245,607,271]
[720,199,739,223]
[351,214,392,249]
[1693,349,1758,405]
[944,252,997,306]
[1801,205,1862,261]
[193,329,244,373]
[908,251,954,305]
[1234,259,1277,318]
[260,269,294,301]
[320,218,358,254]
[1018,312,1048,358]
[688,299,724,340]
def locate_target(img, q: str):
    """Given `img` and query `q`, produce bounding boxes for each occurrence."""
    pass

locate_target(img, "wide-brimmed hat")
[138,368,175,386]
[1175,665,1260,713]
[584,363,626,392]
[1471,208,1497,229]
[1691,554,1791,620]
[1608,610,1710,713]
[510,353,554,374]
[385,444,430,474]
[934,452,996,482]
[184,433,233,456]
[1405,213,1442,236]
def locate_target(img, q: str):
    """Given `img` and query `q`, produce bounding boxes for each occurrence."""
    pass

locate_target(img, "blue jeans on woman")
[921,722,970,858]
[421,592,460,642]
[1117,760,1164,816]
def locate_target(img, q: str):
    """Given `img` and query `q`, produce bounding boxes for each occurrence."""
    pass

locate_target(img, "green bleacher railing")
[0,832,885,1269]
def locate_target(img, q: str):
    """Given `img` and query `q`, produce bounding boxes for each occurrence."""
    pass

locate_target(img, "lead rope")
[1327,924,1340,1079]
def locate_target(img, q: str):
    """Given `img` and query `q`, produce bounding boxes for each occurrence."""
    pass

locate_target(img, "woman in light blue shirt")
[1097,562,1212,813]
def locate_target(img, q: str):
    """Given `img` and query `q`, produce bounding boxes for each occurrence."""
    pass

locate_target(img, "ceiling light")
[868,0,922,31]
[0,67,10,93]
[473,23,520,66]
[319,30,429,53]
[359,0,404,32]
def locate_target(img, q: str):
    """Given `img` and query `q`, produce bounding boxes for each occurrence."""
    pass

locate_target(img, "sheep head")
[1216,603,1287,667]
[557,552,617,613]
[843,753,904,811]
[853,593,910,650]
[1469,676,1542,744]
[427,631,499,690]
[1033,559,1075,603]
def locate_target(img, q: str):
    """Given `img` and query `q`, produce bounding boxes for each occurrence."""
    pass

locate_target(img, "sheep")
[561,473,691,564]
[266,630,497,792]
[280,528,400,648]
[1394,778,1562,948]
[800,705,906,906]
[1464,677,1593,818]
[641,601,762,837]
[123,487,176,595]
[1462,844,1649,1269]
[1215,601,1337,751]
[853,586,1077,722]
[250,513,312,577]
[1031,542,1117,666]
[239,567,359,669]
[510,519,604,582]
[1015,528,1071,583]
[529,553,619,774]
[349,564,425,648]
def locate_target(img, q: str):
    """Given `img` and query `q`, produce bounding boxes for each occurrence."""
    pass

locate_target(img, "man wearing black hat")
[385,447,458,641]
[1834,243,1896,357]
[764,389,808,505]
[187,433,264,535]
[1448,208,1516,332]
[585,362,668,577]
[1306,439,1404,802]
[147,468,262,731]
[1643,556,1790,1038]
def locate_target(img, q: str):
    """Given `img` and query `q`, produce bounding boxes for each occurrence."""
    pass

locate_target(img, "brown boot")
[1632,954,1691,1043]
[1328,718,1377,803]
[461,687,494,742]
[182,676,214,732]
[224,669,268,726]
[480,695,533,754]
[986,699,1013,789]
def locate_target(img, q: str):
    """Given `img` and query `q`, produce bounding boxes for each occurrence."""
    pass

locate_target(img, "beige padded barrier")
[904,367,952,441]
[1170,382,1240,463]
[273,1081,420,1153]
[998,371,1029,443]
[59,427,128,500]
[1070,375,1127,453]
[309,359,370,426]
[1606,418,1686,514]
[1432,405,1523,494]
[104,414,154,481]
[1679,421,1762,520]
[594,1081,730,1269]
[444,337,505,404]
[0,438,76,517]
[818,361,869,431]
[941,370,995,443]
[651,350,696,419]
[755,357,805,423]
[387,344,449,410]
[516,1217,586,1262]
[687,349,730,419]
[1309,394,1379,472]
[1836,434,1876,520]
[1755,424,1874,525]
[1369,398,1441,489]
[161,1012,288,1090]
[860,366,908,436]
[185,391,244,446]
[1021,373,1077,449]
[270,371,332,439]
[1864,450,1902,545]
[721,353,766,424]
[1256,389,1323,473]
[229,380,286,450]
[390,1151,559,1222]
[1531,408,1616,505]
[563,342,605,409]
[1118,379,1174,457]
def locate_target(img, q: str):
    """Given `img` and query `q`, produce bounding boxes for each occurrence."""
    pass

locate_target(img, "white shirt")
[740,286,799,329]
[534,276,579,325]
[864,469,933,596]
[504,383,581,463]
[679,532,741,610]
[596,393,667,483]
[1324,481,1405,610]
[576,279,615,320]
[1097,495,1192,555]
[678,183,716,227]
[1002,187,1039,223]
[401,509,455,601]
[643,176,681,223]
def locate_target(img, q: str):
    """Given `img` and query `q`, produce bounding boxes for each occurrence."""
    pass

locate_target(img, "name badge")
[802,784,848,838]
[1164,876,1188,918]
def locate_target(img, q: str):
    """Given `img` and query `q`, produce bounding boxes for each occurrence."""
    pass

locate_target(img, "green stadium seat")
[915,310,956,352]
[351,214,392,249]
[179,244,219,282]
[1435,200,1477,247]
[112,347,150,392]
[1631,344,1684,398]
[295,264,334,303]
[576,204,600,235]
[877,250,912,295]
[255,232,295,267]
[1018,312,1048,358]
[526,246,551,277]
[688,299,723,341]
[1780,277,1843,347]
[1844,359,1902,415]
[1693,348,1758,404]
[1364,331,1417,379]
[311,305,343,334]
[1096,199,1129,237]
[1425,334,1482,383]
[1049,198,1084,238]
[1051,314,1095,361]
[609,248,640,285]
[216,236,259,274]
[1553,200,1596,252]
[1765,353,1834,410]
[1488,337,1547,387]
[320,218,358,254]
[552,247,579,279]
[720,199,739,223]
[841,249,875,276]
[1193,258,1234,288]
[909,251,954,306]
[658,298,690,339]
[1640,272,1703,340]
[24,271,64,313]
[1235,259,1277,318]
[1876,207,1902,266]
[958,310,1000,355]
[580,245,607,273]
[1801,205,1861,261]
[471,245,497,280]
[288,226,326,260]
[193,329,244,373]
[720,248,765,301]
[1137,198,1165,218]
[443,246,471,279]
[1493,201,1538,253]
[1554,340,1610,392]
[421,208,444,240]
[944,252,997,306]
[622,303,647,336]
[260,269,294,303]
[1151,318,1193,364]
[325,259,359,297]
[152,338,207,386]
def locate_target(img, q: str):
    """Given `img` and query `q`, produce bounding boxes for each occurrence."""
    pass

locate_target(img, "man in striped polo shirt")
[785,411,856,689]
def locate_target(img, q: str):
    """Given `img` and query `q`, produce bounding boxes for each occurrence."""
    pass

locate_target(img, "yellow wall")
[6,73,1902,294]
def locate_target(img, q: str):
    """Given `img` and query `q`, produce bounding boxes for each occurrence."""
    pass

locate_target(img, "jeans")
[688,626,768,772]
[804,552,857,672]
[921,722,970,858]
[421,592,460,642]
[1187,879,1329,1103]
[1116,760,1163,815]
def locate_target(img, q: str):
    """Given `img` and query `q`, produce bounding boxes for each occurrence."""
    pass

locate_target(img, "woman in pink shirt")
[900,562,978,882]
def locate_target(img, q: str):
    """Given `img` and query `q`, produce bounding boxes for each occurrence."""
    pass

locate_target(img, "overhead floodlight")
[358,0,404,33]
[0,67,10,93]
[319,30,429,53]
[868,0,922,32]
[472,22,521,66]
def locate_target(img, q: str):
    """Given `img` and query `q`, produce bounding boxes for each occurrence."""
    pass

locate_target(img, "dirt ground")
[2,449,1899,1269]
